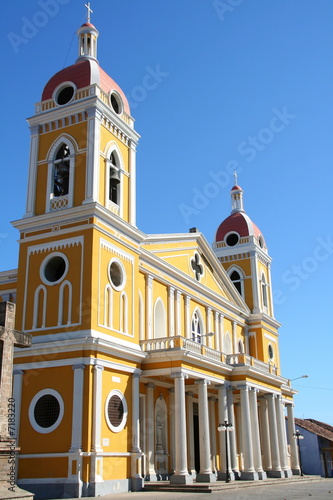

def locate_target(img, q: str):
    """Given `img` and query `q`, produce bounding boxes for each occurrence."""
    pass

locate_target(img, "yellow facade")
[0,15,301,500]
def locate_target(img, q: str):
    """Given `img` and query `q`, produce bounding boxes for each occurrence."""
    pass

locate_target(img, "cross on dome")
[234,171,238,186]
[85,2,93,23]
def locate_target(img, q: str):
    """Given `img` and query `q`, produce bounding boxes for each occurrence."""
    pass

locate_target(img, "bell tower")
[213,180,281,369]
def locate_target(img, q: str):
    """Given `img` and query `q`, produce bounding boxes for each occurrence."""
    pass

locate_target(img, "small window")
[262,274,268,308]
[268,344,274,360]
[41,253,68,286]
[54,83,76,106]
[53,144,70,197]
[105,390,128,432]
[226,232,239,247]
[191,311,202,343]
[110,91,123,115]
[29,389,64,434]
[109,258,125,291]
[190,253,204,281]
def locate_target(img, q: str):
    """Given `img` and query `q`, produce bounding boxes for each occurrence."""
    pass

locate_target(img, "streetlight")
[218,420,233,482]
[293,429,304,476]
[290,375,308,382]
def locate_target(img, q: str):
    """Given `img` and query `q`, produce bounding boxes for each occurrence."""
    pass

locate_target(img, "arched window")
[154,299,166,339]
[224,332,232,354]
[53,144,70,197]
[191,310,203,343]
[238,339,244,353]
[47,136,76,212]
[109,151,120,205]
[262,273,268,308]
[228,267,244,297]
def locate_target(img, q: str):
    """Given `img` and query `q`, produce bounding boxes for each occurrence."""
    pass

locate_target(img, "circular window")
[268,344,274,360]
[105,390,128,432]
[41,253,68,285]
[259,235,264,248]
[29,389,64,434]
[53,82,76,106]
[110,91,123,115]
[109,258,125,290]
[226,232,240,246]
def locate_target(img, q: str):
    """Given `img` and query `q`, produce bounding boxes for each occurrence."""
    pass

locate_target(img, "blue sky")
[2,0,333,424]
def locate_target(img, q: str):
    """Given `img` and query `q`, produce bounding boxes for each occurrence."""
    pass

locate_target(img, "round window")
[29,389,64,434]
[268,344,274,360]
[110,91,123,115]
[41,253,68,285]
[54,83,76,106]
[105,390,128,432]
[109,259,125,290]
[259,235,264,248]
[226,232,240,246]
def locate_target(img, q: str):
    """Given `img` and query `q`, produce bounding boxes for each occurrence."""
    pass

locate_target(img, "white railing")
[140,336,277,374]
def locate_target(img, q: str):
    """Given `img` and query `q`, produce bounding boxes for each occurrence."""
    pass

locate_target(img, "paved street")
[82,478,333,500]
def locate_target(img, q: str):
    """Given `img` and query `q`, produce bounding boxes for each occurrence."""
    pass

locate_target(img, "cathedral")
[0,8,301,499]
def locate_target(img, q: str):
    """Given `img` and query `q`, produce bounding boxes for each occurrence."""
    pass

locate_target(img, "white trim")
[104,142,124,217]
[227,265,245,299]
[224,230,240,247]
[28,389,64,434]
[154,297,166,339]
[32,285,47,329]
[58,280,73,326]
[109,257,126,291]
[25,131,39,218]
[84,107,102,204]
[52,82,77,107]
[120,291,128,333]
[105,389,128,433]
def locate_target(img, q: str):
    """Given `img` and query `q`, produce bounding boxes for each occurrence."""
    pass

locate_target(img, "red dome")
[215,212,263,243]
[41,59,130,115]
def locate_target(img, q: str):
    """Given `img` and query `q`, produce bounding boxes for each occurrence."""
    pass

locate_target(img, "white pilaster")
[128,140,137,226]
[195,379,216,482]
[232,321,237,354]
[170,374,193,484]
[145,383,157,480]
[249,388,266,479]
[206,307,212,347]
[186,391,196,476]
[90,365,104,488]
[286,403,300,474]
[251,254,261,314]
[70,364,85,452]
[12,370,24,445]
[169,388,176,473]
[25,125,39,218]
[175,290,182,336]
[185,295,191,339]
[266,394,284,477]
[131,371,143,490]
[84,107,102,204]
[168,287,175,337]
[214,311,220,352]
[239,385,258,480]
[146,274,153,340]
[219,314,224,353]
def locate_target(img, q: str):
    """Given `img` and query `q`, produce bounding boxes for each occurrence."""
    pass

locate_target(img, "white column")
[185,295,191,339]
[170,374,193,484]
[266,394,284,477]
[131,371,143,490]
[168,287,175,337]
[169,388,176,473]
[227,386,238,475]
[286,403,300,474]
[70,364,85,452]
[239,385,258,480]
[275,395,292,477]
[208,397,217,474]
[25,125,39,217]
[146,275,153,340]
[214,312,220,352]
[249,388,266,479]
[267,263,274,317]
[84,107,102,204]
[186,391,196,476]
[128,140,137,226]
[259,397,272,472]
[244,327,250,354]
[175,291,182,337]
[195,380,216,482]
[12,370,24,445]
[145,383,157,480]
[217,385,227,477]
